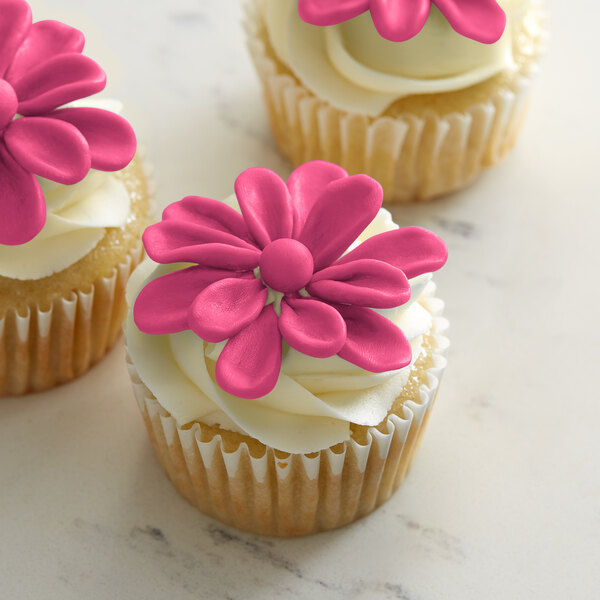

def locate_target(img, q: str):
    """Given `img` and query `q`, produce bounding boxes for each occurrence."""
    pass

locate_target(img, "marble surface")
[1,1,599,598]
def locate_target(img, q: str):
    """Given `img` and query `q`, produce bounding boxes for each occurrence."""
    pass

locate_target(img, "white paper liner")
[0,243,144,396]
[0,151,155,397]
[244,0,544,203]
[127,309,449,537]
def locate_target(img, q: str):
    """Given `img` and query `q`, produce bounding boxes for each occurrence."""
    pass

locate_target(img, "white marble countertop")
[1,1,598,598]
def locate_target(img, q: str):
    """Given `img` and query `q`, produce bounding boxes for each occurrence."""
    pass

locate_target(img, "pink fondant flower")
[298,0,506,44]
[135,161,448,400]
[0,0,137,246]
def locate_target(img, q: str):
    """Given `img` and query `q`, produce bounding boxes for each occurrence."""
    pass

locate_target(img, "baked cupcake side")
[0,0,150,395]
[126,161,449,536]
[245,0,545,202]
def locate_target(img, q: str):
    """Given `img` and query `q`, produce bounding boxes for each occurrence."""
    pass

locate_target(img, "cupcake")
[126,161,449,536]
[245,0,544,202]
[0,0,150,396]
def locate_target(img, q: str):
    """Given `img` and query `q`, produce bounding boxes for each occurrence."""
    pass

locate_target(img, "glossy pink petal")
[433,0,506,44]
[13,53,106,115]
[189,278,268,343]
[335,227,448,279]
[308,259,410,308]
[0,0,31,78]
[336,304,412,372]
[234,167,293,248]
[298,0,369,26]
[298,174,383,271]
[48,107,136,171]
[279,296,347,358]
[215,306,282,399]
[5,20,84,82]
[0,79,18,129]
[370,0,431,42]
[4,116,90,184]
[134,266,250,335]
[143,221,261,269]
[162,196,253,245]
[0,144,45,245]
[287,161,348,237]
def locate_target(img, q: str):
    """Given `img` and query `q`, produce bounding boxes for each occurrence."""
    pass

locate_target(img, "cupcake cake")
[0,0,150,395]
[126,161,449,536]
[245,0,544,202]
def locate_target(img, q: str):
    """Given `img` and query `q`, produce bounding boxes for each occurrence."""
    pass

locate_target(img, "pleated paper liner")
[0,153,155,397]
[244,0,545,203]
[0,243,144,396]
[127,311,449,537]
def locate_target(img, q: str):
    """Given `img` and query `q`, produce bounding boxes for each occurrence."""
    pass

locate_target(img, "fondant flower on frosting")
[298,0,507,44]
[0,0,137,246]
[135,161,447,400]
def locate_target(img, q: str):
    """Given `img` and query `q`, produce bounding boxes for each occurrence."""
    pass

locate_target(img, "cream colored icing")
[126,198,439,454]
[0,99,131,281]
[265,0,530,116]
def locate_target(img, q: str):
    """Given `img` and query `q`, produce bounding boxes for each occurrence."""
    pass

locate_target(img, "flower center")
[259,238,314,293]
[0,79,18,130]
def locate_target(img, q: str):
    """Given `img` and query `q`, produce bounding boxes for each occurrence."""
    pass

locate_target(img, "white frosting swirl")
[265,0,529,116]
[0,99,131,280]
[126,200,437,454]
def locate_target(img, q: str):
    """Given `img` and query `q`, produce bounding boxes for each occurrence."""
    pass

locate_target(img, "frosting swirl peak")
[266,0,527,115]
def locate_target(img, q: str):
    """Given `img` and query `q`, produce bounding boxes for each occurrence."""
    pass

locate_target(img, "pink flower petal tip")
[298,0,506,43]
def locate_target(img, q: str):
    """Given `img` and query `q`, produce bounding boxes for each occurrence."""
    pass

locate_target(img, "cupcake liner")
[244,0,543,203]
[0,243,144,396]
[127,313,449,537]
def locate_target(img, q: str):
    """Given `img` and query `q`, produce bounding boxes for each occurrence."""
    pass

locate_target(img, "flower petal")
[189,278,268,343]
[279,296,346,358]
[287,161,348,237]
[4,116,90,184]
[335,226,448,279]
[370,0,430,42]
[215,305,282,399]
[433,0,506,44]
[336,304,412,372]
[5,19,84,82]
[0,0,31,77]
[13,53,106,115]
[298,0,369,26]
[142,221,261,268]
[0,144,45,245]
[162,196,253,244]
[234,167,293,248]
[133,266,249,335]
[48,107,136,172]
[308,259,410,308]
[298,174,383,271]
